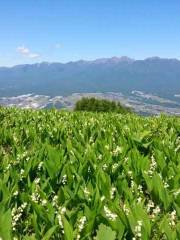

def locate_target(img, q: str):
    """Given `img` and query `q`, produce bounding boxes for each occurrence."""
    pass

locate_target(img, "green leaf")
[44,145,62,179]
[95,224,116,240]
[42,226,57,240]
[62,216,74,240]
[0,209,11,240]
[24,234,36,240]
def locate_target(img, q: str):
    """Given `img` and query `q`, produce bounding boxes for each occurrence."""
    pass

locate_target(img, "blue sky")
[1,0,180,66]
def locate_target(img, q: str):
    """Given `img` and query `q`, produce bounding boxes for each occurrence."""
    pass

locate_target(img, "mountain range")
[0,56,180,100]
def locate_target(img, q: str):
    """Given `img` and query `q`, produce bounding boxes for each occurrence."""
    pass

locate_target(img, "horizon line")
[0,56,180,68]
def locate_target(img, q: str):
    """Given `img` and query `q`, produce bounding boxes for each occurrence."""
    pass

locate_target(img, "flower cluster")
[89,136,94,144]
[41,199,47,206]
[34,177,40,184]
[52,195,58,207]
[122,203,130,215]
[138,185,143,194]
[84,187,91,200]
[98,154,103,160]
[105,145,110,150]
[5,163,11,172]
[13,190,19,197]
[102,163,108,170]
[148,155,157,177]
[100,196,105,202]
[133,220,142,239]
[20,169,25,180]
[147,200,154,213]
[112,146,122,156]
[169,210,176,227]
[163,180,169,189]
[76,216,87,240]
[104,206,117,221]
[31,179,41,203]
[12,202,27,231]
[57,206,66,234]
[110,187,116,199]
[61,174,67,185]
[38,161,43,170]
[173,189,180,198]
[112,163,119,171]
[151,206,161,220]
[130,180,135,193]
[31,191,40,203]
[146,200,161,221]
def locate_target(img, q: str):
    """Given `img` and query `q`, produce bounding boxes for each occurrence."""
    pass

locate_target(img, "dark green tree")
[74,97,131,113]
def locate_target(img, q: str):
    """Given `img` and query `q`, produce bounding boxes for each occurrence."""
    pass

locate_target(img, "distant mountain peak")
[93,56,134,64]
[145,56,161,61]
[116,56,135,62]
[145,56,179,62]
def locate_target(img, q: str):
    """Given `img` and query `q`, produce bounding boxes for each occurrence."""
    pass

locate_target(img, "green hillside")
[0,108,179,239]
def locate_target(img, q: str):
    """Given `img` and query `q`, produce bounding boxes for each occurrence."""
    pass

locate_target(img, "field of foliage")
[0,107,179,239]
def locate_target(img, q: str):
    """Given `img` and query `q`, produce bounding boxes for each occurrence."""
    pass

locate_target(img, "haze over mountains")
[0,56,180,99]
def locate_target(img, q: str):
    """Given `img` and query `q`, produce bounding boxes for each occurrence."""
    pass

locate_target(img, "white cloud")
[17,45,40,59]
[28,53,40,59]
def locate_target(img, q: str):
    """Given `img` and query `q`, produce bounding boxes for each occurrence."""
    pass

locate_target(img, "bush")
[74,97,131,113]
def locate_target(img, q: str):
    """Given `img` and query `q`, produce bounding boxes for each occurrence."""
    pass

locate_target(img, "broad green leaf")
[95,224,116,240]
[62,216,74,240]
[0,209,11,240]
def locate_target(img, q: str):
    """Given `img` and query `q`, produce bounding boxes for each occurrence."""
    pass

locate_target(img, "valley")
[0,91,180,115]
